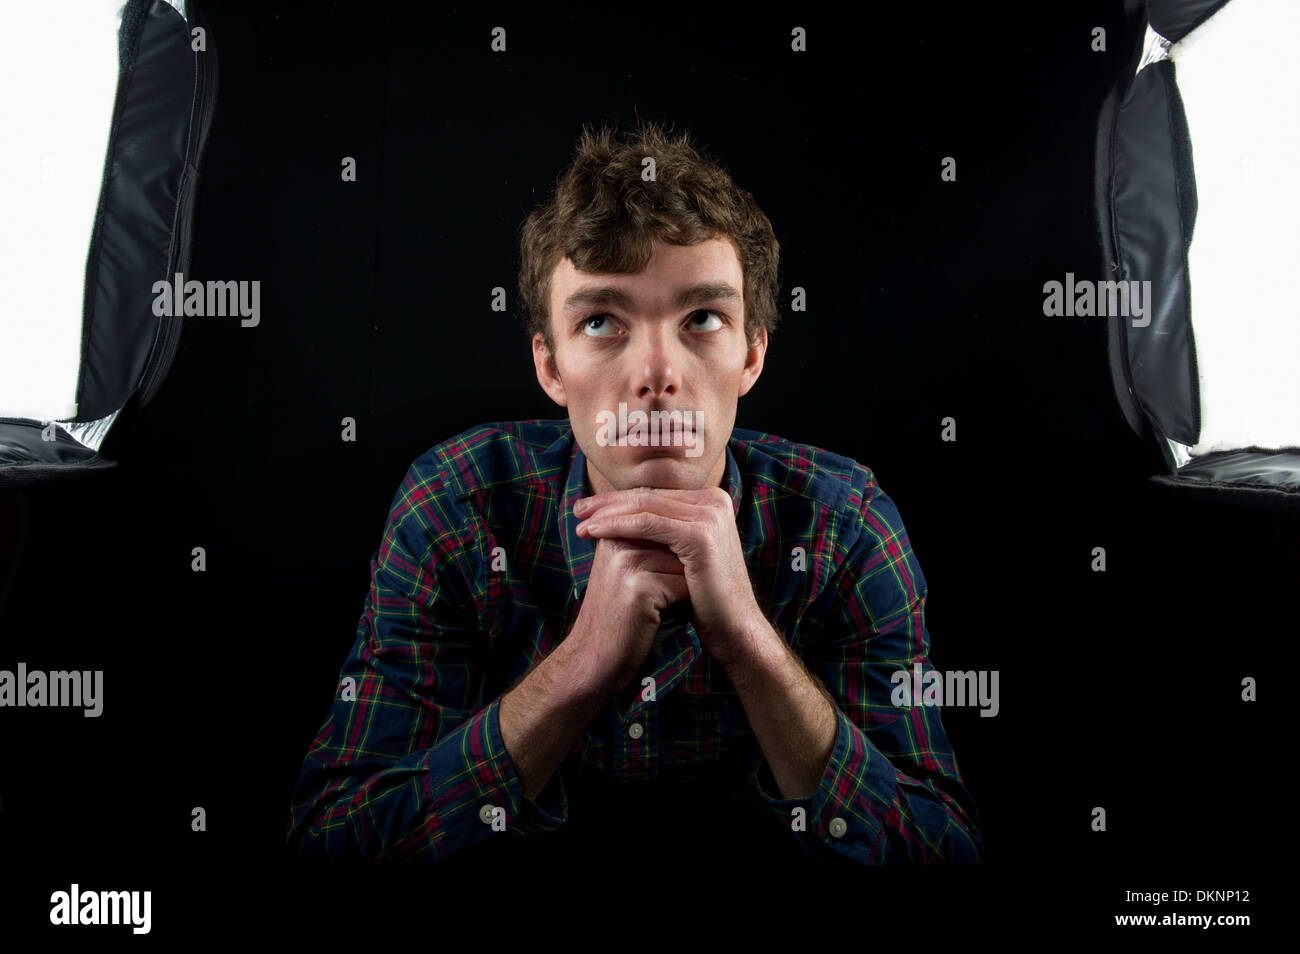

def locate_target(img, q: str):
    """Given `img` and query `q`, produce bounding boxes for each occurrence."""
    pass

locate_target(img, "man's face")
[533,237,766,495]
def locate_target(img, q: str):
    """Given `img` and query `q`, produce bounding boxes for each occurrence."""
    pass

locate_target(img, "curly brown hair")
[517,119,781,358]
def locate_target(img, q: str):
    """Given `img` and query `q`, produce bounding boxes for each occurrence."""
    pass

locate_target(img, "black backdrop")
[0,0,1283,939]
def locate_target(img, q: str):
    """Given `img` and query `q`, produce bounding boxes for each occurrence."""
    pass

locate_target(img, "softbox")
[1094,0,1300,508]
[0,0,218,488]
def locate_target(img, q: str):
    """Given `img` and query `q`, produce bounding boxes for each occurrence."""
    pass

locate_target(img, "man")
[285,120,982,867]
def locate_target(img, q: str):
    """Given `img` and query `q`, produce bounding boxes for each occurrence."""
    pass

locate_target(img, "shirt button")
[479,804,497,824]
[628,722,644,740]
[828,816,847,838]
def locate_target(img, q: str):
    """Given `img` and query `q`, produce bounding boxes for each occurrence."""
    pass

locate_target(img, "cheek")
[567,395,603,439]
[567,370,616,409]
[564,390,595,422]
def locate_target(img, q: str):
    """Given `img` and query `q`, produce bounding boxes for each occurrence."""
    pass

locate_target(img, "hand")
[562,532,690,696]
[574,487,765,670]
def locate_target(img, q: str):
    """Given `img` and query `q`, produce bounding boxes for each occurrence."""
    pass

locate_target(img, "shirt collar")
[560,429,744,602]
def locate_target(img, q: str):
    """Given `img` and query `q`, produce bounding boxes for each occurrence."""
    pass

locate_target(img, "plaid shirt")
[286,419,982,864]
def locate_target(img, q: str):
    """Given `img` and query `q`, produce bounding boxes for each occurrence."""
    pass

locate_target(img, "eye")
[688,309,725,331]
[581,314,618,337]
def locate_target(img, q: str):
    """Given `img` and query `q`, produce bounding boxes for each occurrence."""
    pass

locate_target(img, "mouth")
[593,404,704,452]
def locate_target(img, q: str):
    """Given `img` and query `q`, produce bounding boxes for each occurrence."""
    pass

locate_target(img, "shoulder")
[730,426,880,519]
[732,427,918,579]
[381,420,572,549]
[402,419,574,500]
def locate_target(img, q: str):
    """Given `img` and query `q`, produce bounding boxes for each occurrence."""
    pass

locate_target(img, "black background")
[0,0,1284,938]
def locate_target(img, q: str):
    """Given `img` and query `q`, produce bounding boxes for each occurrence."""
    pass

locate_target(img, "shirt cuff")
[409,696,561,862]
[484,696,569,836]
[748,705,891,864]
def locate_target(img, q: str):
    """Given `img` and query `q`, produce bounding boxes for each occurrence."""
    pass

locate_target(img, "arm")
[498,632,609,801]
[285,466,574,863]
[724,620,838,800]
[502,531,694,798]
[726,482,984,865]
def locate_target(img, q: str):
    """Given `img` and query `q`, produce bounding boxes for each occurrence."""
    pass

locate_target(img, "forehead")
[549,237,743,310]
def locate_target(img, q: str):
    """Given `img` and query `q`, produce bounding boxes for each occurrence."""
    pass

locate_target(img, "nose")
[633,324,678,400]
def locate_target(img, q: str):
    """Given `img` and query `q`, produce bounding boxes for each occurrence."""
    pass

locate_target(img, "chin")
[620,456,700,487]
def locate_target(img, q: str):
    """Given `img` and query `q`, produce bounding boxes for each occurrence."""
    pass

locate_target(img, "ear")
[737,326,767,398]
[532,332,568,407]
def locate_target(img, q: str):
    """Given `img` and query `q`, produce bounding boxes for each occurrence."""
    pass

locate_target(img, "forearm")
[498,633,611,801]
[722,618,838,799]
[287,695,528,862]
[721,617,982,863]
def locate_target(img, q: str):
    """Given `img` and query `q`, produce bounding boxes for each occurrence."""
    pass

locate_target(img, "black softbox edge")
[0,0,218,491]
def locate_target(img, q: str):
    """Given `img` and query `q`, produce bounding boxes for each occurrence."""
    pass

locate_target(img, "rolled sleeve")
[415,696,568,851]
[485,697,569,836]
[750,704,979,864]
[748,472,983,864]
[287,458,568,863]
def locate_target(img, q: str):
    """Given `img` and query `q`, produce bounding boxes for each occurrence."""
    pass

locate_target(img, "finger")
[656,574,691,605]
[601,536,672,552]
[577,510,689,546]
[601,537,684,567]
[575,488,705,523]
[624,550,686,575]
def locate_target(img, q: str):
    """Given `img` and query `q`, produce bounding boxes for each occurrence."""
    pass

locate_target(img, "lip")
[596,406,704,448]
[620,411,699,431]
[622,439,693,452]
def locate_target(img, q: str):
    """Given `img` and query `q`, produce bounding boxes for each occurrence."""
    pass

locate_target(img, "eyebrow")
[562,281,742,315]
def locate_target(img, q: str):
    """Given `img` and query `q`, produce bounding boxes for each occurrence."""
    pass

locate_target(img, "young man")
[286,121,982,867]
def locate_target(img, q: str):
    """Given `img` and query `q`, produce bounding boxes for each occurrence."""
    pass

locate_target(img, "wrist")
[550,624,617,708]
[718,611,787,693]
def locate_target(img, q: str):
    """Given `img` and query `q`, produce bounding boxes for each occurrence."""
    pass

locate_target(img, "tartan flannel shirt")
[285,419,982,864]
